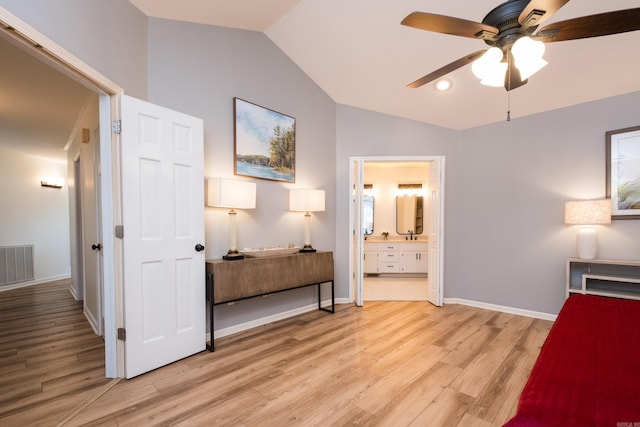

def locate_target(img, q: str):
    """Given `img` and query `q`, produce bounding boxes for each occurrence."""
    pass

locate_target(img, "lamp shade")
[564,200,611,225]
[207,178,256,209]
[289,189,325,212]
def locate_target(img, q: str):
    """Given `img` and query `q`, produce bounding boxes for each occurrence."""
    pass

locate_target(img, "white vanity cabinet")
[400,243,428,273]
[363,245,379,274]
[363,241,428,274]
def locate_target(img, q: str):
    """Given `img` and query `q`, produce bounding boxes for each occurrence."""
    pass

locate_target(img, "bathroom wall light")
[564,199,611,259]
[397,183,423,196]
[41,177,64,188]
[289,188,325,253]
[207,178,256,260]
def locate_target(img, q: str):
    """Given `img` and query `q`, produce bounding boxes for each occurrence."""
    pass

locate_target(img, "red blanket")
[504,294,640,427]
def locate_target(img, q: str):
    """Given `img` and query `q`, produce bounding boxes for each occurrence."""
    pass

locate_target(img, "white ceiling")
[2,1,639,163]
[0,34,93,163]
[129,0,640,130]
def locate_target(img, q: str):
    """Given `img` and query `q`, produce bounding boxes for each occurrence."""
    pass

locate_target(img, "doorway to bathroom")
[349,156,444,307]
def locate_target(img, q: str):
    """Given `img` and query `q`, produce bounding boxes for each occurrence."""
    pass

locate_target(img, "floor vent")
[0,245,35,287]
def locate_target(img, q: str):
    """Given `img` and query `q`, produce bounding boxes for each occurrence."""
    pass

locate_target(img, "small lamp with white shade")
[289,189,325,253]
[207,178,256,260]
[564,199,611,260]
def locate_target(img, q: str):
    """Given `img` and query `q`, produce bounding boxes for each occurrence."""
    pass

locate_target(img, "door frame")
[0,8,124,377]
[349,155,445,306]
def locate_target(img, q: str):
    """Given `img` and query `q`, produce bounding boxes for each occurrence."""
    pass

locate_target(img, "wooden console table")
[206,251,334,351]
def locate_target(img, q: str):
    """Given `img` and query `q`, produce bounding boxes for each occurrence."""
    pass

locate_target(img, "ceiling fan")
[402,0,640,91]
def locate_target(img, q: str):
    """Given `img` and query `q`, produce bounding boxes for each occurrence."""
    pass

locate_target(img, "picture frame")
[234,97,295,183]
[606,125,640,219]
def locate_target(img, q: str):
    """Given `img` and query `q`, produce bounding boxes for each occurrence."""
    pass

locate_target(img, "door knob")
[91,243,102,251]
[195,244,205,252]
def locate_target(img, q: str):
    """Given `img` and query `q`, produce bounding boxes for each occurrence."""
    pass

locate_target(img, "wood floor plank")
[0,280,552,427]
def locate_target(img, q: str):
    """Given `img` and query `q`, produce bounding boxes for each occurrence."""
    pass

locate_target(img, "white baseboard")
[444,297,557,321]
[0,274,71,292]
[212,297,351,340]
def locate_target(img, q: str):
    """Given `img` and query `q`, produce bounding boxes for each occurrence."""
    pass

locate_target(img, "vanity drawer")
[379,251,400,262]
[379,244,400,251]
[378,262,400,273]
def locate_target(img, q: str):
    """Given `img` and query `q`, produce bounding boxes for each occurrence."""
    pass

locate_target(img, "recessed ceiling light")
[434,78,452,91]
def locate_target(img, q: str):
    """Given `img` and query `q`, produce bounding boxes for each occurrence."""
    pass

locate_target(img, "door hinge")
[117,327,126,341]
[112,119,122,134]
[115,225,124,239]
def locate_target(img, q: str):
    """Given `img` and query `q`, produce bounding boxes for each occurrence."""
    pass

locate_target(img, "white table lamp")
[207,178,256,260]
[289,189,325,253]
[564,199,611,260]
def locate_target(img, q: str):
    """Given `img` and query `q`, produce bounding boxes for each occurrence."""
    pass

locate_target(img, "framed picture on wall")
[233,97,295,183]
[606,125,640,219]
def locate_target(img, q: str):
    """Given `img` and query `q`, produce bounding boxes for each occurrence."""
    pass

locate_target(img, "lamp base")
[576,227,597,260]
[299,245,316,253]
[223,250,244,261]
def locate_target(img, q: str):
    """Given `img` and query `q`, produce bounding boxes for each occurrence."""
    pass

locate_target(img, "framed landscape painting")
[606,125,640,219]
[234,98,295,183]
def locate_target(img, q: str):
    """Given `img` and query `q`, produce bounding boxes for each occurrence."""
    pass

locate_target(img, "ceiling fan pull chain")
[506,51,511,122]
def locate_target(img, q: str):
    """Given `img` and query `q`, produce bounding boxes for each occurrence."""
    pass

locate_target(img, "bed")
[504,294,640,426]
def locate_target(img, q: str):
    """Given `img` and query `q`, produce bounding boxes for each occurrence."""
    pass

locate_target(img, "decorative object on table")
[234,97,295,183]
[289,189,325,253]
[381,231,389,240]
[564,199,611,260]
[206,177,256,260]
[606,126,640,219]
[240,246,302,258]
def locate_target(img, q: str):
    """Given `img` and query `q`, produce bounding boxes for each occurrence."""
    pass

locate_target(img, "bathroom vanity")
[363,241,428,274]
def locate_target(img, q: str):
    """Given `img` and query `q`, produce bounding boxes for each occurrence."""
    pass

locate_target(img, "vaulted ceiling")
[129,0,640,129]
[2,1,639,163]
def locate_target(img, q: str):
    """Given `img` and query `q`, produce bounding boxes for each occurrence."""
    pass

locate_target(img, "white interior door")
[427,159,443,306]
[121,95,205,378]
[82,122,103,335]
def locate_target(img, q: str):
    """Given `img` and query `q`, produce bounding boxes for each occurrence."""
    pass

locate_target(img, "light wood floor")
[0,280,553,426]
[364,276,428,301]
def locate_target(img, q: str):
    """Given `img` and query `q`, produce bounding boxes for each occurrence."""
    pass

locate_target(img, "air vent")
[0,245,35,287]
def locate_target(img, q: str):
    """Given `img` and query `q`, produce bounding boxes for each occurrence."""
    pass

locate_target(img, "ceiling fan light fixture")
[512,36,548,80]
[472,47,506,87]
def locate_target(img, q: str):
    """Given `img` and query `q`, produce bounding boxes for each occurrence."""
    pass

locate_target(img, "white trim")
[211,298,351,340]
[444,297,558,321]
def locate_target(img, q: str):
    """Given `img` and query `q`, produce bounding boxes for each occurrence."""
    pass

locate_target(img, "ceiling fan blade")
[535,8,640,42]
[518,0,570,29]
[407,50,486,89]
[402,12,498,40]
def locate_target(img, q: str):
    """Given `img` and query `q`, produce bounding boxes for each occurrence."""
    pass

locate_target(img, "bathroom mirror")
[396,195,423,235]
[363,195,374,235]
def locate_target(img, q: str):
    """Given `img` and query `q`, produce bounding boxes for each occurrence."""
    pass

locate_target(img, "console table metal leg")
[318,280,335,314]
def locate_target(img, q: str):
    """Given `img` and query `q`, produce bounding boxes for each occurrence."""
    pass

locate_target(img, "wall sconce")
[564,199,611,259]
[41,177,64,189]
[397,183,423,196]
[289,189,325,253]
[207,178,256,260]
[363,183,374,197]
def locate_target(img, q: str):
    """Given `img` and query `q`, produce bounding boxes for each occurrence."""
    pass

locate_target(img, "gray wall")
[335,105,460,301]
[335,91,640,316]
[146,19,337,329]
[0,0,148,98]
[452,91,640,314]
[4,0,639,323]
